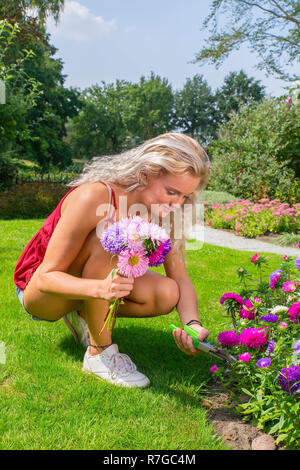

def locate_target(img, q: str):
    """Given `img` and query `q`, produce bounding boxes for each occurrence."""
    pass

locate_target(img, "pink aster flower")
[239,299,255,320]
[117,247,149,278]
[238,352,251,362]
[239,327,268,349]
[288,302,300,323]
[282,281,296,292]
[279,322,288,329]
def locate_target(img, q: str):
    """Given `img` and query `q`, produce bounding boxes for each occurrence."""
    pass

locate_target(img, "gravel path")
[190,225,299,257]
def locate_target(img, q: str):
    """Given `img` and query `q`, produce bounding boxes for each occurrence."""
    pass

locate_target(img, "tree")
[123,72,174,142]
[194,0,300,81]
[19,37,82,169]
[173,74,216,141]
[68,80,130,159]
[214,70,265,124]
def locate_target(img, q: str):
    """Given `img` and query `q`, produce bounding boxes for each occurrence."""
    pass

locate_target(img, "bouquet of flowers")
[99,215,172,333]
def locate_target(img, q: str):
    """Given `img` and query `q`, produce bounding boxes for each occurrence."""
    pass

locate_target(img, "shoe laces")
[108,353,137,378]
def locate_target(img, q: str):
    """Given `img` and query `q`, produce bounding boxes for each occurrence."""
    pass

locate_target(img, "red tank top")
[14,183,117,290]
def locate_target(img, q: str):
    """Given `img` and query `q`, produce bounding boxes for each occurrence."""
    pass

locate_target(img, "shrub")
[0,153,18,191]
[0,182,69,219]
[204,198,300,238]
[208,97,300,204]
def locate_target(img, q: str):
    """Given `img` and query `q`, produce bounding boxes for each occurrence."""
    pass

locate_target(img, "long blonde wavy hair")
[67,132,211,254]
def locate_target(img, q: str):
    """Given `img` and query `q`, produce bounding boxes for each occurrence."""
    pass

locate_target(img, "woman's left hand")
[172,324,209,356]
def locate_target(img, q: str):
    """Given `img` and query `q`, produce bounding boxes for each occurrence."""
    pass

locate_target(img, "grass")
[0,219,290,450]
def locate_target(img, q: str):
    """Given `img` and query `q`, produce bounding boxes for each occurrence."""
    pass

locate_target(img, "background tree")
[68,80,129,159]
[214,70,265,124]
[122,72,174,142]
[194,0,300,81]
[173,74,216,142]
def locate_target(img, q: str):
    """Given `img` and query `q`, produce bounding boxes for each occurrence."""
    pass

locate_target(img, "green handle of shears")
[169,324,200,348]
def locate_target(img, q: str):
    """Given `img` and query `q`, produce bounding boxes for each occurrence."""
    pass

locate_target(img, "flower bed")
[209,249,300,449]
[204,198,300,238]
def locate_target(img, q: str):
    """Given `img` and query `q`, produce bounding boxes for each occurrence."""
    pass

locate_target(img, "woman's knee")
[154,278,180,315]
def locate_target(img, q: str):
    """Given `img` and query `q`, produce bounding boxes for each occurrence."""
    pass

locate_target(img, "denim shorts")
[15,286,56,322]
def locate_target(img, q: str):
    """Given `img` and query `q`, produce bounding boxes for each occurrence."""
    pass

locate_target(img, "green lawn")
[0,219,287,450]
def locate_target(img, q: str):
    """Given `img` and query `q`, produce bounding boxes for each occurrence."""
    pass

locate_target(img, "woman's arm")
[163,242,209,355]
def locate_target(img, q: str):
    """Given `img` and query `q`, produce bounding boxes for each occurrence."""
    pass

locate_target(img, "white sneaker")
[63,310,89,349]
[82,344,151,388]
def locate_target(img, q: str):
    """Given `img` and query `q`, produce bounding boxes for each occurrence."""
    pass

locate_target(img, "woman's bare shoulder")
[61,182,111,216]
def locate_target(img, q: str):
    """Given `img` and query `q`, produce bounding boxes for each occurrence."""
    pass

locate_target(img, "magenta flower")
[239,299,255,320]
[282,281,296,292]
[220,292,244,305]
[238,352,251,362]
[239,328,268,349]
[288,302,300,323]
[210,365,218,373]
[251,253,260,263]
[217,330,240,348]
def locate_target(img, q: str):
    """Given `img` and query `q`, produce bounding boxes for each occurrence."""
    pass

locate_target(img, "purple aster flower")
[100,223,125,254]
[217,330,240,348]
[293,339,300,355]
[220,293,244,305]
[269,270,283,290]
[295,257,300,271]
[256,358,272,368]
[278,365,300,396]
[260,314,279,323]
[268,340,276,354]
[269,269,283,282]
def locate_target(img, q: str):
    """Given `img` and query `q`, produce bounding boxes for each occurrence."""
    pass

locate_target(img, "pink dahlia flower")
[238,352,251,362]
[282,281,296,292]
[288,302,300,323]
[239,328,268,349]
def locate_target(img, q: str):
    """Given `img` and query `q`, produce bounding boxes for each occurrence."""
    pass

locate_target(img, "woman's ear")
[139,171,148,187]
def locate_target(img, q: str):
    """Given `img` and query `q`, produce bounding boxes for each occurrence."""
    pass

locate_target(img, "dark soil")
[203,384,278,450]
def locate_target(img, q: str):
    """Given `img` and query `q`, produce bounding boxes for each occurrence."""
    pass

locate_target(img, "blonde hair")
[68,132,211,252]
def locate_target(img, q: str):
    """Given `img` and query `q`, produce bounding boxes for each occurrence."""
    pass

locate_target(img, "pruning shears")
[170,324,237,364]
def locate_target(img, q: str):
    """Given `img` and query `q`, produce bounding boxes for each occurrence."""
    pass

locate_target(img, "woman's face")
[138,173,200,218]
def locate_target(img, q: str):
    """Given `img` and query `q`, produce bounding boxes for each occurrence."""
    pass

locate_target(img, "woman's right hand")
[98,269,134,301]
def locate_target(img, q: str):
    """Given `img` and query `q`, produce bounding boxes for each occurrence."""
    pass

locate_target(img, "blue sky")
[46,0,292,96]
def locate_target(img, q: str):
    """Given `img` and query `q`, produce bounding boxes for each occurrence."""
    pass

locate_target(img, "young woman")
[14,133,210,388]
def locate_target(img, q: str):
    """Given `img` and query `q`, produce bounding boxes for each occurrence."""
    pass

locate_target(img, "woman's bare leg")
[22,229,179,352]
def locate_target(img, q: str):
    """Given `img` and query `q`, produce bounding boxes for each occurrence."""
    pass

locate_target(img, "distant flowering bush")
[210,249,300,449]
[204,198,300,238]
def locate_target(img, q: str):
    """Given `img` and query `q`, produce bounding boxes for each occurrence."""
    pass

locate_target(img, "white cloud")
[46,1,117,42]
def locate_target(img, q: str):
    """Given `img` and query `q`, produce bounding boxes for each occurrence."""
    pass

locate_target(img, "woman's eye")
[167,190,176,196]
